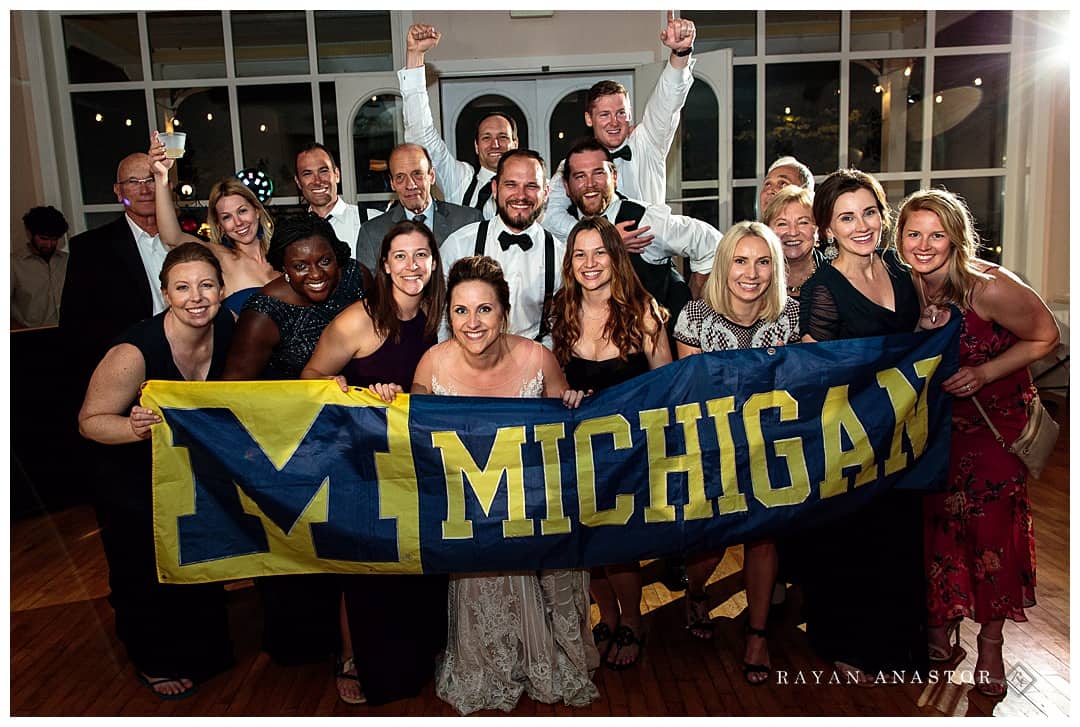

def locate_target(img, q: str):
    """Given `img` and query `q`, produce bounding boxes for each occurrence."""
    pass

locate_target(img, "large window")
[56,10,395,228]
[682,10,1014,261]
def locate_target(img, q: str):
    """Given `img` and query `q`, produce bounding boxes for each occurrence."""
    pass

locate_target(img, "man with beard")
[294,142,373,256]
[544,11,697,242]
[439,149,563,341]
[399,24,519,218]
[12,205,70,328]
[354,143,482,271]
[563,139,716,328]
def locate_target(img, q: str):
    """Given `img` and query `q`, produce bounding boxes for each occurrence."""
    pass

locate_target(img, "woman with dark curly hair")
[549,215,670,670]
[221,213,367,697]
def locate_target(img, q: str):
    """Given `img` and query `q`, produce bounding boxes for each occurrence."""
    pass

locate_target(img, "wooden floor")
[9,396,1070,717]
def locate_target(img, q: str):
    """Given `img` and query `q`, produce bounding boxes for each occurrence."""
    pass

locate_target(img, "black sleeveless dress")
[564,352,649,394]
[339,311,450,705]
[94,309,236,683]
[796,248,928,675]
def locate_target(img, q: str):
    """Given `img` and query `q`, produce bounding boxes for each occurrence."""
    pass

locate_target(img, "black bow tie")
[498,231,533,251]
[610,145,632,161]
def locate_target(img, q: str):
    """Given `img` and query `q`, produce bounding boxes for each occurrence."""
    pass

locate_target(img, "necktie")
[413,214,426,225]
[611,145,632,162]
[498,231,533,251]
[475,179,493,210]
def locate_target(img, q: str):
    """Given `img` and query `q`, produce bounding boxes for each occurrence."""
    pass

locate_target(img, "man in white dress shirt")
[758,155,815,218]
[399,24,518,219]
[294,142,366,255]
[563,138,717,329]
[544,11,697,244]
[440,149,563,341]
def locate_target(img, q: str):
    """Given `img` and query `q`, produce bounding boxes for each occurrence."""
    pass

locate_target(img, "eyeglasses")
[119,176,155,188]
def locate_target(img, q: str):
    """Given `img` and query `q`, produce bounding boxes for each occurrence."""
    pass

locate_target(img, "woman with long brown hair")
[549,215,670,670]
[301,219,448,705]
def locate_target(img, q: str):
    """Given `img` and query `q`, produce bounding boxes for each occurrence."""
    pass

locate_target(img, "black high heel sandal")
[743,625,772,686]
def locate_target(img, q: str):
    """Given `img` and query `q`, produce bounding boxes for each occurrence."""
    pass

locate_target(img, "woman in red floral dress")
[898,188,1059,697]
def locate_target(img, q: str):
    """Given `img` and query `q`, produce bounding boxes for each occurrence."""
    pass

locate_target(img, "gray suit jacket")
[354,199,483,272]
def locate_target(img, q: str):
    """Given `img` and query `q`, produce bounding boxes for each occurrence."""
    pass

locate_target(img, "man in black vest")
[563,138,717,330]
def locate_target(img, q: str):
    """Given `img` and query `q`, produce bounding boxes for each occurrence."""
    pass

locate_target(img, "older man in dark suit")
[60,152,169,393]
[354,143,482,272]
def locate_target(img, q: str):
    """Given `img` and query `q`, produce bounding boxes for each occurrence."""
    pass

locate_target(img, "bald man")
[60,152,171,390]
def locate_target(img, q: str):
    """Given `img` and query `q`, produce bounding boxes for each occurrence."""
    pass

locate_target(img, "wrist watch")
[673,46,693,57]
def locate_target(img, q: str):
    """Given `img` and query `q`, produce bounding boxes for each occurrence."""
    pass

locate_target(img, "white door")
[438,72,634,169]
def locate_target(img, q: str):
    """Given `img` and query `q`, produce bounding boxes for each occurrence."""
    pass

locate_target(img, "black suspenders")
[472,221,556,341]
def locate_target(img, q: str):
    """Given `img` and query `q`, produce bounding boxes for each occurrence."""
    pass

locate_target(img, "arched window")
[453,95,528,170]
[352,94,402,195]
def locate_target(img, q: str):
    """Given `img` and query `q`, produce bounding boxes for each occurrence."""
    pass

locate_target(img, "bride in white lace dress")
[412,256,600,715]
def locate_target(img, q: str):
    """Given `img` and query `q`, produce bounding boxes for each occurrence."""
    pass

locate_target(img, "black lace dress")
[796,248,928,675]
[239,259,366,665]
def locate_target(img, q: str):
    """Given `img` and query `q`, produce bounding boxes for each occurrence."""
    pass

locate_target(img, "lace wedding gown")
[431,340,599,715]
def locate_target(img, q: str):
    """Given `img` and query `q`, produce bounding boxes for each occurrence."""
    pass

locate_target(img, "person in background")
[899,188,1058,698]
[762,184,822,299]
[544,11,697,244]
[295,142,373,256]
[673,220,799,684]
[797,168,926,684]
[549,215,671,671]
[77,242,236,699]
[353,143,482,272]
[301,219,448,705]
[150,131,278,314]
[758,156,815,220]
[399,23,519,218]
[412,255,597,715]
[12,205,69,328]
[221,214,366,698]
[562,138,717,320]
[60,152,170,393]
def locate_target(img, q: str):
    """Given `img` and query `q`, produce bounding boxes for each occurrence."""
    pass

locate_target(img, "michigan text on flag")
[144,320,958,583]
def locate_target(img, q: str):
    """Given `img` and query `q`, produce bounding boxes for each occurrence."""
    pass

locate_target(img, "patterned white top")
[674,297,801,352]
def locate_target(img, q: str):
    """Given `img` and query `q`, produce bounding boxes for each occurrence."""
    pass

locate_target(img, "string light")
[207,113,214,121]
[974,77,983,86]
[259,123,268,133]
[95,113,103,122]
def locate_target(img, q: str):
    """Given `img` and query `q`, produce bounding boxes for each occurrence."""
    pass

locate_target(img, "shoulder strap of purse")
[970,396,1008,448]
[473,220,490,257]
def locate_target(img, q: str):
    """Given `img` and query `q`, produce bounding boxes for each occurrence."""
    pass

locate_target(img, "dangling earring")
[824,236,839,261]
[284,273,291,283]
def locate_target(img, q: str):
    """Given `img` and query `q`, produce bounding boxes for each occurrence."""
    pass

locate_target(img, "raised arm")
[150,131,203,249]
[78,343,159,445]
[399,24,474,204]
[636,13,696,159]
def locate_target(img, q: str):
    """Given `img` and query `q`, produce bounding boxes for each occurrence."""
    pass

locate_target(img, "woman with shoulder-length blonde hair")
[762,184,823,300]
[673,220,799,684]
[150,132,278,313]
[898,188,1058,697]
[549,215,671,671]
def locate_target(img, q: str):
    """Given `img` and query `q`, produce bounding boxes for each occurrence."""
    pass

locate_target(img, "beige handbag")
[971,391,1059,479]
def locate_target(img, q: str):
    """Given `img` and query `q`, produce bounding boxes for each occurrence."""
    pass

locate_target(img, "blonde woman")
[673,220,799,684]
[899,188,1058,697]
[150,131,278,312]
